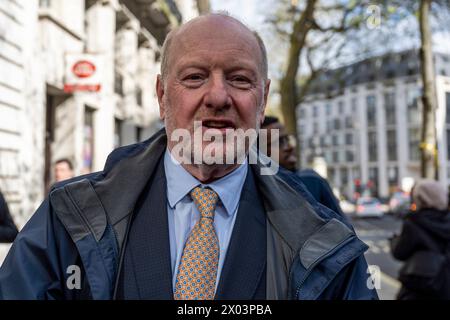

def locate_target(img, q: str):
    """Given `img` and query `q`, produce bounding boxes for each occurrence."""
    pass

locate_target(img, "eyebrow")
[175,60,260,77]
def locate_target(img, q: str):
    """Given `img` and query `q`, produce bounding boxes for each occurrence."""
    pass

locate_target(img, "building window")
[333,151,339,163]
[346,150,354,162]
[136,126,143,143]
[333,118,341,130]
[407,88,421,125]
[114,72,123,95]
[82,107,95,174]
[409,127,421,161]
[313,122,319,134]
[345,116,353,129]
[368,167,379,197]
[384,92,396,125]
[299,107,306,119]
[313,105,319,118]
[338,101,344,114]
[39,0,51,7]
[326,120,333,131]
[332,134,338,146]
[341,168,349,185]
[386,129,397,161]
[114,118,123,149]
[387,166,398,187]
[136,87,143,107]
[326,103,331,116]
[328,168,335,184]
[368,131,378,162]
[446,92,450,125]
[351,97,357,113]
[366,95,376,127]
[447,130,450,160]
[345,133,353,145]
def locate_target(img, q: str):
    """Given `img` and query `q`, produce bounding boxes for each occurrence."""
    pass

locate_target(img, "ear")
[259,79,271,125]
[156,74,165,120]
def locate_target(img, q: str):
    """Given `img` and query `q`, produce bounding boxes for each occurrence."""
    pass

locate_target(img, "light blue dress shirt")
[164,149,248,292]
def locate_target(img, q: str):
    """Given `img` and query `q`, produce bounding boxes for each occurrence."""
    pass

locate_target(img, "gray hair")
[160,12,268,81]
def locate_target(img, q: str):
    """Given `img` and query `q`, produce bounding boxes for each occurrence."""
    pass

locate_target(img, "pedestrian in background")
[0,189,18,243]
[261,116,344,217]
[54,158,74,183]
[390,179,450,300]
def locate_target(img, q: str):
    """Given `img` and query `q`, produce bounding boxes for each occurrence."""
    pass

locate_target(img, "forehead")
[55,162,70,169]
[168,16,263,72]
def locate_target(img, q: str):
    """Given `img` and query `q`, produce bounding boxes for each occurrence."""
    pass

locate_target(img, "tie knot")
[190,187,219,219]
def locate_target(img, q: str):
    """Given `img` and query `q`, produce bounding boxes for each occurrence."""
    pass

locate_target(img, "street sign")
[64,53,102,93]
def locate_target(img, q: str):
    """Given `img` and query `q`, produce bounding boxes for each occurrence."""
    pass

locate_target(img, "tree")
[417,0,450,178]
[419,0,438,179]
[271,0,380,165]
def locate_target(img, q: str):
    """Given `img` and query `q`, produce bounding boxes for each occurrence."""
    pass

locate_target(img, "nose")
[204,74,231,110]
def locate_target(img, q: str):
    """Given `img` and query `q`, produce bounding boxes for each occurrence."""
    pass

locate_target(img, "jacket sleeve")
[0,193,18,243]
[320,255,380,300]
[0,198,77,299]
[390,220,418,261]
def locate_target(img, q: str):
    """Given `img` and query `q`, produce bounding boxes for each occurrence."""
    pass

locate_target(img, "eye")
[185,74,204,81]
[229,75,252,88]
[181,73,206,87]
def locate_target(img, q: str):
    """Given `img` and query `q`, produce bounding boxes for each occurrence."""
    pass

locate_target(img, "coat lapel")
[215,168,267,299]
[121,158,174,299]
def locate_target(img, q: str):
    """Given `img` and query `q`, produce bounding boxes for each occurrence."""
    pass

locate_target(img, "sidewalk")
[377,271,401,300]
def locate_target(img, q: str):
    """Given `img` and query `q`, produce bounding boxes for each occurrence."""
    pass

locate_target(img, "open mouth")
[202,119,235,130]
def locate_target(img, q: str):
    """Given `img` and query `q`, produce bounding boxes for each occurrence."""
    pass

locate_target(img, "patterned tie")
[173,187,220,300]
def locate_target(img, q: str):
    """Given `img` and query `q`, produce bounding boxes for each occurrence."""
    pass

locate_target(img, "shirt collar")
[164,149,248,216]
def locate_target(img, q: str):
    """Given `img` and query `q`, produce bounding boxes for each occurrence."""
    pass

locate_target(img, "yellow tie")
[173,187,220,300]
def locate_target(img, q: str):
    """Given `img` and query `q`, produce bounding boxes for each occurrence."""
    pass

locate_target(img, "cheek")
[165,87,200,126]
[234,90,264,126]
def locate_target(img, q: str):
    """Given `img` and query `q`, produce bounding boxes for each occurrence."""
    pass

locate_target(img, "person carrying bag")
[390,179,450,300]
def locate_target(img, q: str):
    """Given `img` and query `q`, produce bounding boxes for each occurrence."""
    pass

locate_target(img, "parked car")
[354,197,384,218]
[388,191,411,217]
[340,199,356,215]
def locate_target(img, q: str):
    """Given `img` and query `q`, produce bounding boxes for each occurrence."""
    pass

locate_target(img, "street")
[350,214,404,300]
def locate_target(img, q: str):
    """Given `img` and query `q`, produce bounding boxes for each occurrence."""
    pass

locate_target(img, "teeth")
[204,121,229,128]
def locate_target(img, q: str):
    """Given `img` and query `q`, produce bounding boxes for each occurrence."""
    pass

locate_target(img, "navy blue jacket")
[297,169,344,217]
[0,130,378,300]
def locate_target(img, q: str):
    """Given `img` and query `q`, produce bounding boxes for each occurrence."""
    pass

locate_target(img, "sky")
[210,0,264,29]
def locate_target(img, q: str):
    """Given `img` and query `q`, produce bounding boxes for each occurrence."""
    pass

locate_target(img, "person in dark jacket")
[0,190,18,243]
[390,179,450,300]
[261,116,344,216]
[0,13,376,300]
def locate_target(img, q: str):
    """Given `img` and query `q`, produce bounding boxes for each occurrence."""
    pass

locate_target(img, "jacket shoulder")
[276,168,351,227]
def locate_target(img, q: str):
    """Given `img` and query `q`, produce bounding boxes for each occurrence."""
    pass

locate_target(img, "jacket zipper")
[294,235,363,299]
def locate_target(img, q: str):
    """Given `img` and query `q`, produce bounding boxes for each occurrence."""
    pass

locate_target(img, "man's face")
[265,122,297,171]
[157,16,270,164]
[54,162,74,182]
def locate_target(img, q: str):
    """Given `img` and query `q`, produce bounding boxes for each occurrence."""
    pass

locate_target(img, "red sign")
[64,84,101,92]
[72,60,96,78]
[65,54,102,93]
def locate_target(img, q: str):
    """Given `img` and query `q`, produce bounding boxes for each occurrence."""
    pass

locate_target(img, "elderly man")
[0,13,377,300]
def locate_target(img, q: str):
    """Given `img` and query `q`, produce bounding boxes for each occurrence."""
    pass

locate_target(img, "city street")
[349,214,404,300]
